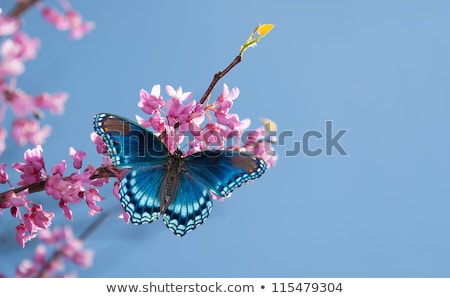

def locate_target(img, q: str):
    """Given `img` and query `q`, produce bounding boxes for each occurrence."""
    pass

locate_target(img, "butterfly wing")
[119,165,165,224]
[161,150,265,236]
[183,150,267,198]
[162,172,213,236]
[93,113,169,168]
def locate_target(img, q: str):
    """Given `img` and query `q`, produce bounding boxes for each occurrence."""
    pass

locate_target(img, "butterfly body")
[93,113,266,236]
[160,149,184,214]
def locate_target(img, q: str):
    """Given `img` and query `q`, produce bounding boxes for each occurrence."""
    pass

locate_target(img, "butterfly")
[93,113,267,236]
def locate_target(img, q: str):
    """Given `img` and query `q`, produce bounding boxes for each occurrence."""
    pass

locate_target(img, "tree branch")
[0,165,124,205]
[8,0,39,18]
[199,55,242,105]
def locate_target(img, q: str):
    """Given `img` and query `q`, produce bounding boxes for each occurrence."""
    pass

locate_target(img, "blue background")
[1,1,450,277]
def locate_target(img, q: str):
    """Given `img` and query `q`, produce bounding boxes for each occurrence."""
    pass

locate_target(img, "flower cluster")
[0,0,93,156]
[0,145,108,247]
[13,225,93,277]
[38,0,94,40]
[136,84,277,167]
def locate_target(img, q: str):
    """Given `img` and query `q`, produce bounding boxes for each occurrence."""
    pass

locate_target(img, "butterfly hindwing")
[183,150,267,198]
[162,172,213,236]
[93,113,169,168]
[119,165,166,224]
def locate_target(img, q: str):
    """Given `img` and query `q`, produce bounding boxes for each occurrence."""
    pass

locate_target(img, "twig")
[0,165,124,205]
[8,0,39,18]
[199,55,242,105]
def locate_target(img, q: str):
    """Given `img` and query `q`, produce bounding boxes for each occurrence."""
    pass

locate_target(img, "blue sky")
[1,1,450,277]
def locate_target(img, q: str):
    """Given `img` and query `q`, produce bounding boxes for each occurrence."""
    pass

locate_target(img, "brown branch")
[8,0,39,18]
[0,165,124,205]
[199,55,242,105]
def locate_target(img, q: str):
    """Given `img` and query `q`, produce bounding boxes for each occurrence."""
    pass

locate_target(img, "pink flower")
[16,225,93,277]
[34,92,68,114]
[40,5,94,40]
[243,128,277,168]
[85,188,104,216]
[59,226,93,267]
[12,145,46,186]
[59,200,73,220]
[0,85,36,117]
[0,57,24,76]
[0,163,7,184]
[0,128,6,156]
[203,123,224,148]
[90,132,106,154]
[69,147,86,170]
[216,84,239,114]
[15,223,37,248]
[23,204,54,231]
[0,15,19,36]
[139,86,164,114]
[136,112,165,133]
[65,9,95,40]
[51,160,66,175]
[6,190,29,208]
[12,118,51,146]
[1,32,40,61]
[41,7,70,30]
[45,174,83,203]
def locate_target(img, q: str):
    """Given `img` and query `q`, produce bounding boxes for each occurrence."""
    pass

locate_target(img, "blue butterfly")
[93,113,267,236]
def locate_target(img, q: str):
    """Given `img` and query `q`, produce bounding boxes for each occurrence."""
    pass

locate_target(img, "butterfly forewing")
[183,150,267,197]
[93,113,169,168]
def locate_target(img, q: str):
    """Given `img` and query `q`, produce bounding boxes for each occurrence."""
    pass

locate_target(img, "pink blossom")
[16,226,93,277]
[0,15,19,36]
[0,58,24,76]
[23,204,54,231]
[12,118,51,146]
[85,188,104,216]
[139,86,164,114]
[69,147,86,169]
[0,163,7,184]
[90,132,106,154]
[34,92,68,114]
[40,5,94,40]
[12,145,46,186]
[45,174,82,203]
[1,32,40,61]
[0,85,36,117]
[136,112,165,133]
[41,7,70,30]
[0,128,6,156]
[59,226,93,267]
[15,223,37,248]
[51,160,66,176]
[6,190,29,208]
[165,85,193,102]
[243,128,277,168]
[59,200,73,220]
[65,9,95,40]
[203,123,224,148]
[216,84,239,114]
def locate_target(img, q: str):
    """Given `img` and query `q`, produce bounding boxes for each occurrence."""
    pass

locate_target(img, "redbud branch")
[199,54,242,105]
[0,165,125,205]
[8,0,38,17]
